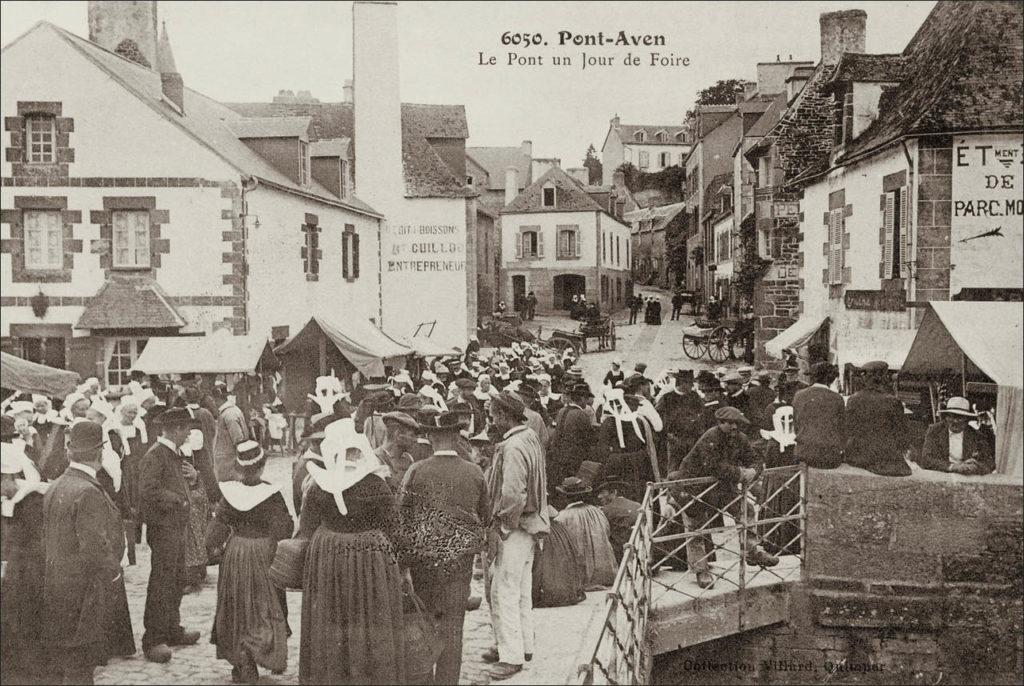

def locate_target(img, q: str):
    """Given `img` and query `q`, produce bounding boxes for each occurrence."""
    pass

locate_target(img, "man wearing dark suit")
[792,362,845,469]
[843,361,911,477]
[917,397,995,475]
[138,408,201,663]
[547,383,598,490]
[744,371,776,428]
[43,421,127,685]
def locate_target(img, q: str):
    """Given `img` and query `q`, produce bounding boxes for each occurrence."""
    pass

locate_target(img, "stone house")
[601,118,691,186]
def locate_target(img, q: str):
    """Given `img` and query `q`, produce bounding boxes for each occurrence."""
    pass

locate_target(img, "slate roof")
[501,165,603,214]
[842,0,1024,160]
[465,146,531,191]
[702,172,733,218]
[75,275,185,330]
[616,124,690,145]
[745,92,788,139]
[38,23,381,216]
[228,117,312,139]
[227,101,471,199]
[829,53,907,84]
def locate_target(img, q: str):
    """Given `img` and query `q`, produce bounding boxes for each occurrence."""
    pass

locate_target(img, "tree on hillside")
[583,144,603,185]
[685,78,745,119]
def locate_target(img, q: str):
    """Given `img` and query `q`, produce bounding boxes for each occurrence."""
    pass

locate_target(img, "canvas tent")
[1,351,81,398]
[132,331,280,375]
[901,302,1023,478]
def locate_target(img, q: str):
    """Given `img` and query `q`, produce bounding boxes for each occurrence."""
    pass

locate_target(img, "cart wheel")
[548,337,579,358]
[707,327,731,363]
[682,335,705,360]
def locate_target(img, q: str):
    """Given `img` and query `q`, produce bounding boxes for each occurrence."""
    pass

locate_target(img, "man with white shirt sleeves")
[483,391,550,681]
[918,397,995,475]
[42,420,127,685]
[138,408,201,663]
[212,385,252,482]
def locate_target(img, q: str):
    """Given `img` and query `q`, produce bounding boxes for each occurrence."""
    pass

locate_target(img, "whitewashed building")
[601,118,691,185]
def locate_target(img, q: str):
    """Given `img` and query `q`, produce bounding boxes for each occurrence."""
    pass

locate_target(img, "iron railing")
[569,464,806,685]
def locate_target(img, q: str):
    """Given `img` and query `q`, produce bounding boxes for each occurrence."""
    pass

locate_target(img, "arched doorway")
[553,274,586,310]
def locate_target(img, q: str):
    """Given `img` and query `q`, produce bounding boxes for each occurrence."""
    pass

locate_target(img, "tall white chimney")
[819,9,866,66]
[353,1,402,205]
[504,166,519,206]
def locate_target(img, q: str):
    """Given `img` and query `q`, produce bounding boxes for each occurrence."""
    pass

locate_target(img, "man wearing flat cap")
[668,406,778,589]
[375,411,418,489]
[917,397,994,475]
[43,420,129,684]
[450,377,486,436]
[483,392,549,680]
[844,361,912,477]
[138,408,201,663]
[400,411,488,686]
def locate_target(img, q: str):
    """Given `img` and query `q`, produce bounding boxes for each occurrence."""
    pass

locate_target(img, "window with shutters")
[518,228,541,258]
[23,210,63,270]
[658,152,671,167]
[638,150,650,169]
[111,210,151,269]
[828,208,845,284]
[635,131,646,143]
[556,225,580,259]
[342,224,360,281]
[882,187,909,279]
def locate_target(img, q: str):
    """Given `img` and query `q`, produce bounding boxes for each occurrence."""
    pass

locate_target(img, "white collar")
[731,390,744,397]
[220,481,282,511]
[502,425,529,439]
[565,501,587,509]
[69,462,98,479]
[156,436,180,452]
[433,450,459,457]
[812,383,830,390]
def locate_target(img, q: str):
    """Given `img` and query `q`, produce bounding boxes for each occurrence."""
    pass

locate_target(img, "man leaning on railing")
[664,406,779,590]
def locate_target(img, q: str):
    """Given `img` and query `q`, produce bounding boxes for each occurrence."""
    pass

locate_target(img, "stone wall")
[654,467,1023,685]
[915,135,953,313]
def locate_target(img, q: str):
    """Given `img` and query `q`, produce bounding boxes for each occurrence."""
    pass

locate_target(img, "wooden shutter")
[828,210,843,284]
[516,231,523,259]
[883,191,895,279]
[898,187,909,278]
[537,230,544,257]
[574,228,581,257]
[342,231,350,279]
[352,232,360,278]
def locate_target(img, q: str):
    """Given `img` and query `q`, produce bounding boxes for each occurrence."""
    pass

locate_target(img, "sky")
[0,0,937,166]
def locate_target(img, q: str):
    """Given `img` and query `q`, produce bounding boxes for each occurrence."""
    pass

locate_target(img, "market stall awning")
[1,351,81,398]
[901,302,1023,389]
[840,328,918,370]
[75,275,185,330]
[764,315,828,359]
[276,316,411,378]
[132,331,280,375]
[387,332,458,358]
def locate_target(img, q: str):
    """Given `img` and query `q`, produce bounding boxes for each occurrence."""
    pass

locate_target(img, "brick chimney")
[343,79,354,103]
[819,9,866,66]
[504,166,519,206]
[156,21,183,112]
[353,1,402,206]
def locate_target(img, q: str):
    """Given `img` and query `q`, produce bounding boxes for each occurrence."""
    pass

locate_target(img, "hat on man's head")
[862,360,889,373]
[723,372,744,385]
[396,393,424,412]
[156,407,192,428]
[714,406,749,425]
[235,439,264,466]
[757,370,774,382]
[515,383,540,402]
[577,460,604,487]
[454,378,476,390]
[567,382,594,399]
[939,397,976,417]
[556,476,592,497]
[621,373,646,394]
[597,477,631,495]
[67,420,105,454]
[413,406,441,426]
[696,370,718,387]
[490,391,526,421]
[565,366,585,378]
[675,369,695,383]
[381,411,419,431]
[634,362,648,374]
[418,410,463,434]
[738,366,754,376]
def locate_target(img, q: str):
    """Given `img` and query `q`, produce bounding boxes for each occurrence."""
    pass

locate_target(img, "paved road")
[93,295,741,684]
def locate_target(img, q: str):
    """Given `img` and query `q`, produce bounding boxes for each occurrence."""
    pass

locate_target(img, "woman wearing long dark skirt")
[296,418,407,686]
[209,440,292,684]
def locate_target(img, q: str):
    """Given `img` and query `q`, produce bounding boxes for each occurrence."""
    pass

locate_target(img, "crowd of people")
[0,339,999,685]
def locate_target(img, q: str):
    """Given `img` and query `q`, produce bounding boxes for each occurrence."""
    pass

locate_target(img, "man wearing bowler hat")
[917,397,994,475]
[42,420,128,685]
[667,406,778,589]
[401,411,489,686]
[138,407,201,663]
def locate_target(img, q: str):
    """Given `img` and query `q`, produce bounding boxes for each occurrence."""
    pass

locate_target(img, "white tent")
[764,315,827,359]
[901,302,1023,478]
[133,331,279,375]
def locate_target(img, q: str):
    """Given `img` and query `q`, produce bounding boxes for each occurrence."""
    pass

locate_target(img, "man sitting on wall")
[916,397,995,476]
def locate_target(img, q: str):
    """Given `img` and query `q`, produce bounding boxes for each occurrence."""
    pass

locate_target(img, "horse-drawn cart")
[540,316,616,356]
[681,318,747,362]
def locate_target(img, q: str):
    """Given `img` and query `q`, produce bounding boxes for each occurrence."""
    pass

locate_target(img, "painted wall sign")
[950,134,1024,292]
[844,288,907,311]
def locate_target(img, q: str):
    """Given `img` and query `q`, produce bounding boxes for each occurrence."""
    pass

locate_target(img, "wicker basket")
[268,538,310,590]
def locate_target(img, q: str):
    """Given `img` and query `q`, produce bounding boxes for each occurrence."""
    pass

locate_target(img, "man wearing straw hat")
[401,411,488,686]
[917,397,994,475]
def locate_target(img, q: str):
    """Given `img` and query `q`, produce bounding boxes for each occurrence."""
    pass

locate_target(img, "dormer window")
[675,131,685,142]
[299,140,310,186]
[542,186,556,208]
[25,115,56,163]
[634,131,646,143]
[655,131,667,142]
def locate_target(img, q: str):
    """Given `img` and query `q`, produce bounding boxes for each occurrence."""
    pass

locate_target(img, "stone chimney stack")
[352,1,403,205]
[504,166,519,206]
[819,9,866,66]
[521,140,532,158]
[343,79,354,103]
[156,22,183,112]
[567,167,589,185]
[88,0,159,68]
[611,114,621,128]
